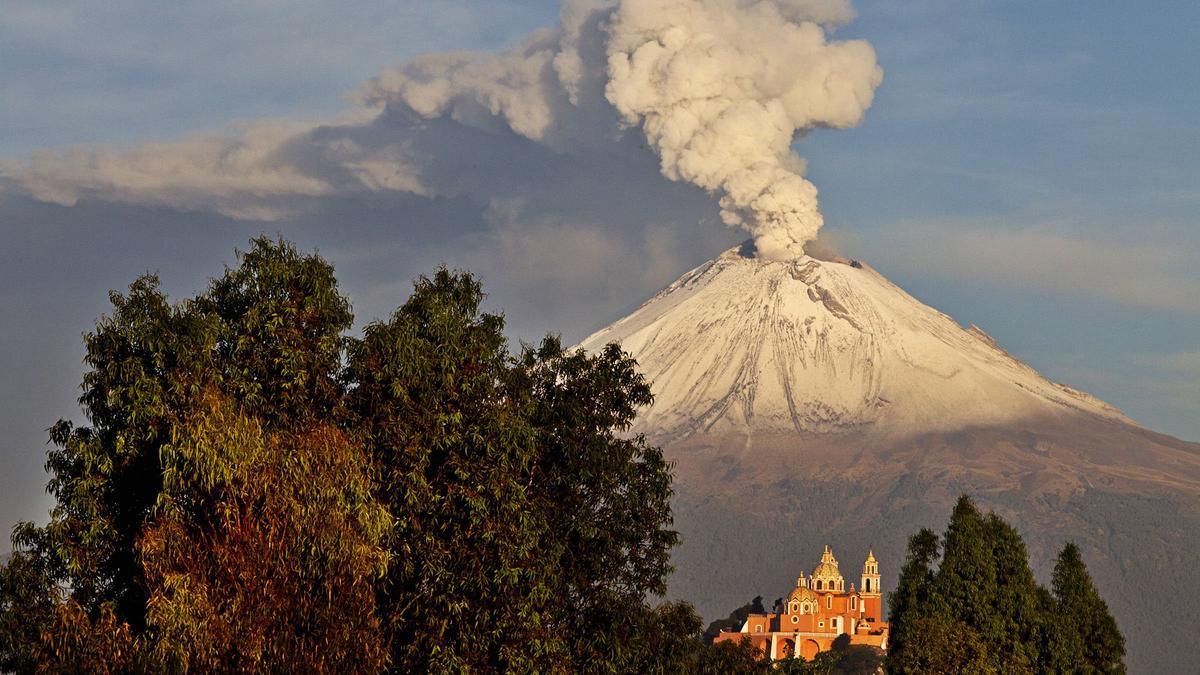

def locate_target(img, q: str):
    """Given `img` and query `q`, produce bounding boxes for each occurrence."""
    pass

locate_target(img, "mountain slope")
[579,244,1127,438]
[578,244,1200,674]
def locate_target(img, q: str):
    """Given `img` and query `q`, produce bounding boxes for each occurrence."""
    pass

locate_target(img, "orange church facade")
[713,546,889,661]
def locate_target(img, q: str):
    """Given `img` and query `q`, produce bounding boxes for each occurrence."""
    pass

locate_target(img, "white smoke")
[4,0,881,260]
[604,0,880,259]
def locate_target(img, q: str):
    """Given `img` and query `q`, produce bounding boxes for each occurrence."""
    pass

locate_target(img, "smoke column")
[605,0,881,260]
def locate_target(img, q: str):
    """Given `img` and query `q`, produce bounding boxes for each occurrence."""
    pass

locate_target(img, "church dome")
[812,561,840,578]
[788,586,818,603]
[810,545,846,590]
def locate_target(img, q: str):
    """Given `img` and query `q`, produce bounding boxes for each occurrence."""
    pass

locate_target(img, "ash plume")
[3,0,881,260]
[604,0,881,259]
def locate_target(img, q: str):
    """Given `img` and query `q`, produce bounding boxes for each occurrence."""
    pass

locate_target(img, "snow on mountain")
[577,242,1200,674]
[579,243,1126,439]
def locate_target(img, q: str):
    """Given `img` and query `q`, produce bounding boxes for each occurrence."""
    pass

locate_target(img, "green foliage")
[137,397,390,672]
[828,644,886,675]
[885,496,1126,675]
[609,601,772,674]
[0,237,684,673]
[1,238,384,672]
[703,596,766,643]
[345,269,680,671]
[0,546,61,673]
[345,269,557,671]
[1047,543,1126,674]
[887,615,992,675]
[773,641,882,675]
[886,527,938,665]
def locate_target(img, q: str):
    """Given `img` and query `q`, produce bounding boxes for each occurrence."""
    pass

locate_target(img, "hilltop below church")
[713,546,889,661]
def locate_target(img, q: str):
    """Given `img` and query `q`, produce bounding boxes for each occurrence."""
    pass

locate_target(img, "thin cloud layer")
[858,220,1200,314]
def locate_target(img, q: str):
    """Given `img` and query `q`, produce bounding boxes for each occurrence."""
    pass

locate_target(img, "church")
[712,546,889,661]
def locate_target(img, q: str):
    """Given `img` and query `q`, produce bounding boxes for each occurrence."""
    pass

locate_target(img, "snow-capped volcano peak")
[578,243,1127,439]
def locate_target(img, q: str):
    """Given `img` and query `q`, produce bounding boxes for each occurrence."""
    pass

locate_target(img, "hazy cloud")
[857,220,1200,314]
[1135,351,1200,377]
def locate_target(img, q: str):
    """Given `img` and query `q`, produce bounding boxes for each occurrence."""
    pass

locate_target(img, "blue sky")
[2,0,1198,541]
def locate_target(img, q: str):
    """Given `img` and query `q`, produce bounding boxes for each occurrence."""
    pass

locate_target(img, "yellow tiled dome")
[788,586,818,603]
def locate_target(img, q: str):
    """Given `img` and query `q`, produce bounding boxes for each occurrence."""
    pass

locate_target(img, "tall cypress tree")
[932,496,996,629]
[982,513,1041,673]
[1052,543,1126,674]
[886,528,939,673]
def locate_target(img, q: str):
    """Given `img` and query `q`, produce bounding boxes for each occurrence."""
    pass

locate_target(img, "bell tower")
[860,549,882,621]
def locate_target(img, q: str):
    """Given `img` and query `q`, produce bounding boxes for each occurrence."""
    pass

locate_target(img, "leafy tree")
[135,395,389,672]
[616,601,772,674]
[518,336,678,670]
[345,270,680,671]
[345,269,561,671]
[1050,543,1125,674]
[0,545,63,673]
[931,497,995,627]
[0,239,387,672]
[1,237,684,672]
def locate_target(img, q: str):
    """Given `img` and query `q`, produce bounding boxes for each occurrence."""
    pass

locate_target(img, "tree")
[703,596,767,643]
[615,601,773,674]
[345,269,561,671]
[886,497,1125,675]
[980,513,1042,672]
[931,497,995,629]
[0,238,387,672]
[1,237,685,672]
[345,270,680,671]
[887,615,993,675]
[517,336,678,670]
[885,527,938,670]
[829,644,886,675]
[926,497,1040,673]
[135,395,389,672]
[1051,543,1125,674]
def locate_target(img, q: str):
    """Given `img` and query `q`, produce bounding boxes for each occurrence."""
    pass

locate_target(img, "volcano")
[578,244,1200,673]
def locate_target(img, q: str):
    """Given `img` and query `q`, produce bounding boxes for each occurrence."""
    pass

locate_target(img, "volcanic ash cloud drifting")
[370,0,883,260]
[5,0,882,261]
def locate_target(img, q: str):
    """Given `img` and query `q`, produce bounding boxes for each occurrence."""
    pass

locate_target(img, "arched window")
[851,596,857,610]
[865,579,871,592]
[816,580,823,590]
[826,595,833,609]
